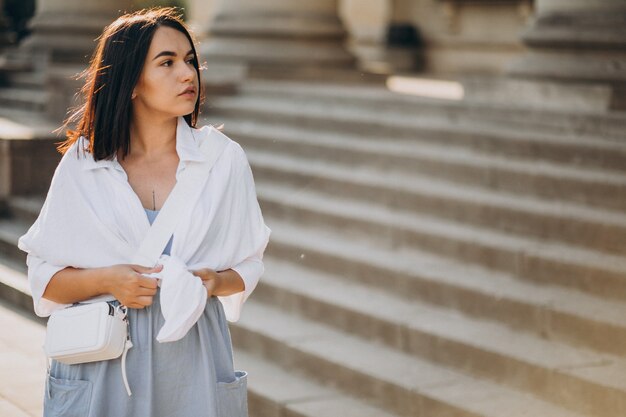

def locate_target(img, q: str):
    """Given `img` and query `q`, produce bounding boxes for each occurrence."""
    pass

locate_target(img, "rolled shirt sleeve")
[25,253,71,317]
[216,141,271,322]
[219,244,267,322]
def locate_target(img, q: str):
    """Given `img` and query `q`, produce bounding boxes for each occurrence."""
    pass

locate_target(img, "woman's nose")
[180,63,195,82]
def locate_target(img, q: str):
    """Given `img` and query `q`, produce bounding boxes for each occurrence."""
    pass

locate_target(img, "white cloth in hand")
[149,254,207,343]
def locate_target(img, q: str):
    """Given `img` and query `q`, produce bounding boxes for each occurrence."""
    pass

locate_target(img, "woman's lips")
[179,88,197,99]
[179,86,197,96]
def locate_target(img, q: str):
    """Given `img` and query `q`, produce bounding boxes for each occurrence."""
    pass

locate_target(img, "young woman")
[18,8,270,417]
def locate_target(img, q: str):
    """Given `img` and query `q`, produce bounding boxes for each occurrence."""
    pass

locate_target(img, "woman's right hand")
[103,264,162,309]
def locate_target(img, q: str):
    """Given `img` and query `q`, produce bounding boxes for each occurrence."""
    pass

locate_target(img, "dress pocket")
[44,374,92,417]
[216,370,248,417]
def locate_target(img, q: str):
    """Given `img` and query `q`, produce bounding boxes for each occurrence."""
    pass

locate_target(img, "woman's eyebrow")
[152,49,195,61]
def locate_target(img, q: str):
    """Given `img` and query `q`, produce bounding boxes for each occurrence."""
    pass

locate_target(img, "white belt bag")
[44,125,229,397]
[45,302,130,364]
[44,302,133,395]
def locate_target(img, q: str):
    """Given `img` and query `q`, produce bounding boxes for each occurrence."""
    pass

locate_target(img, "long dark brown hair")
[58,7,203,160]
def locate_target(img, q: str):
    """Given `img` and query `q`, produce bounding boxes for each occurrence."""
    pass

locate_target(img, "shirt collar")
[174,116,207,163]
[82,116,206,171]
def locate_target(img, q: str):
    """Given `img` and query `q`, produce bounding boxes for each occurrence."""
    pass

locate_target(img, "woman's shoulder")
[192,123,231,144]
[192,123,247,162]
[56,136,92,172]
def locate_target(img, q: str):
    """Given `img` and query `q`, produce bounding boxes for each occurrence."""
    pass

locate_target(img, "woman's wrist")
[217,269,245,295]
[193,268,244,297]
[200,269,220,297]
[213,272,225,293]
[97,266,116,295]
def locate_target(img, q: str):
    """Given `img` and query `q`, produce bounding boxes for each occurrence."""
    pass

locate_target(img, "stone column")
[0,0,15,49]
[200,0,354,71]
[185,0,218,40]
[508,0,626,109]
[20,0,132,64]
[15,0,131,121]
[339,0,393,73]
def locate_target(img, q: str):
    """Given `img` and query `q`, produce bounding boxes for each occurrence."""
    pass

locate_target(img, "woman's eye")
[161,60,172,67]
[186,57,195,65]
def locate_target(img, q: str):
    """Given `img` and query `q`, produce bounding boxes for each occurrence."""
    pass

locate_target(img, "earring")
[131,92,137,99]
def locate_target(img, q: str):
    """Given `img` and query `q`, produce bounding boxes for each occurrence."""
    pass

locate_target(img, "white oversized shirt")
[18,117,271,327]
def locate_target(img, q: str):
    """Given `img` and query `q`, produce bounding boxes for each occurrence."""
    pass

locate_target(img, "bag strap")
[131,125,229,266]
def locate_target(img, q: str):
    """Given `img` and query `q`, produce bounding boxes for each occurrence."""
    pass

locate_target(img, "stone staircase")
[2,76,626,416]
[0,48,49,113]
[206,78,626,417]
[0,48,73,199]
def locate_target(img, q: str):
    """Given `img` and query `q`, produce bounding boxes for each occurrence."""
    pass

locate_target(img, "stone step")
[0,257,582,417]
[252,256,626,417]
[257,182,626,301]
[233,301,587,417]
[218,115,626,186]
[237,78,626,141]
[234,349,400,417]
[6,72,46,89]
[208,109,626,214]
[0,255,34,315]
[246,66,386,85]
[243,146,626,255]
[213,109,626,168]
[232,122,626,211]
[0,218,28,266]
[5,196,44,226]
[0,52,34,88]
[0,87,49,112]
[5,195,626,356]
[0,54,33,73]
[0,115,61,197]
[207,95,626,174]
[264,219,626,357]
[0,108,59,138]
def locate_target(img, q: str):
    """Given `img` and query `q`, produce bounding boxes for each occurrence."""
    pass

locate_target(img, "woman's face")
[132,26,199,119]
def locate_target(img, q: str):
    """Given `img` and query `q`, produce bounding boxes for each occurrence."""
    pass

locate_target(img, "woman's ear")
[131,91,137,99]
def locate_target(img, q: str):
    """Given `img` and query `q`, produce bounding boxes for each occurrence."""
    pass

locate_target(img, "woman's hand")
[191,268,222,298]
[103,264,162,309]
[191,268,245,298]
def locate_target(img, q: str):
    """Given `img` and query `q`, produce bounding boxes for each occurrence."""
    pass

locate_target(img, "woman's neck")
[127,114,177,160]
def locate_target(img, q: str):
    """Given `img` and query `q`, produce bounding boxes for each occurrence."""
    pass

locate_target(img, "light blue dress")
[44,208,248,417]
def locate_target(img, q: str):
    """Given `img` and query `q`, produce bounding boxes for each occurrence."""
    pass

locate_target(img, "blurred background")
[1,1,626,416]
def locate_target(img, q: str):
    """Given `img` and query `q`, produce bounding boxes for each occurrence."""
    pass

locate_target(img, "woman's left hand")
[190,268,221,298]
